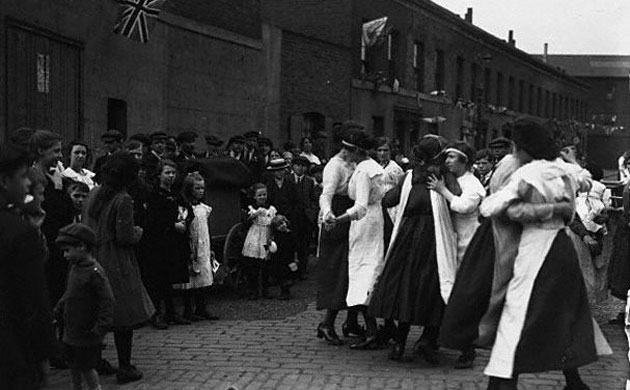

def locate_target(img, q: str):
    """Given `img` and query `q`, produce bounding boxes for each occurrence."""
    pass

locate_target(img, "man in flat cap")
[94,129,124,183]
[488,136,512,164]
[243,131,265,181]
[142,131,168,180]
[203,135,224,159]
[227,135,246,161]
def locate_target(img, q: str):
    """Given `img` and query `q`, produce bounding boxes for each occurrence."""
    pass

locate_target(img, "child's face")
[159,165,177,189]
[475,158,493,175]
[192,180,205,201]
[292,164,307,176]
[69,189,88,212]
[61,243,90,263]
[276,220,289,232]
[254,188,267,206]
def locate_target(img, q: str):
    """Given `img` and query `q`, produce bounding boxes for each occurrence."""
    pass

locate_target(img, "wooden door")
[5,20,82,141]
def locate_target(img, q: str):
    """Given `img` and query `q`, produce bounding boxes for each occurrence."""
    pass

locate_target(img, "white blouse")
[319,154,355,219]
[347,159,385,220]
[61,167,96,190]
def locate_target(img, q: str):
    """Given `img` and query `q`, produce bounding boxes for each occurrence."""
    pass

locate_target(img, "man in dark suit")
[93,129,124,183]
[288,156,319,278]
[266,158,298,226]
[0,143,55,389]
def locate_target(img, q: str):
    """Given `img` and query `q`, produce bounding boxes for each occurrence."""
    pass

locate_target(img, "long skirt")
[608,215,630,300]
[368,214,443,326]
[485,229,596,378]
[439,219,494,350]
[316,195,354,310]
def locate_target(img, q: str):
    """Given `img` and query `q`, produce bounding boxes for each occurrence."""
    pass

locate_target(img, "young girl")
[268,215,297,300]
[242,183,277,299]
[173,173,219,321]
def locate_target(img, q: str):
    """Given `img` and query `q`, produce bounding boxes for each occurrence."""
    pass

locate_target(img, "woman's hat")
[341,128,375,151]
[267,158,289,171]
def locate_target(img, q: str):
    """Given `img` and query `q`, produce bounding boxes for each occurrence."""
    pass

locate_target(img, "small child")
[242,183,277,299]
[173,173,220,321]
[67,181,90,223]
[54,223,115,390]
[268,215,297,300]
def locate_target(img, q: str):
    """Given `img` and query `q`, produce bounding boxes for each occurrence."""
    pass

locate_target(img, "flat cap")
[488,137,512,148]
[101,129,123,141]
[204,134,224,146]
[228,135,246,144]
[55,223,97,247]
[243,131,261,139]
[150,131,168,141]
[176,131,198,144]
[292,155,310,167]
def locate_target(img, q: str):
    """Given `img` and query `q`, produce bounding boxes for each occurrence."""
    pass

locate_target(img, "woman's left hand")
[426,174,446,193]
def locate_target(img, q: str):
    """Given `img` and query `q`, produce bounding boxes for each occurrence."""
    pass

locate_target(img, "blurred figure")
[61,140,95,190]
[300,136,322,166]
[93,130,124,183]
[203,135,224,159]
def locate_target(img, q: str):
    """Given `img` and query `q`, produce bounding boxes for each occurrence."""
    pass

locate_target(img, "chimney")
[543,43,548,63]
[508,30,515,46]
[465,8,473,23]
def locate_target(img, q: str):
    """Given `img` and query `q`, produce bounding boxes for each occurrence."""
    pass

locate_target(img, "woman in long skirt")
[368,135,458,363]
[479,117,596,390]
[316,121,362,345]
[331,130,385,349]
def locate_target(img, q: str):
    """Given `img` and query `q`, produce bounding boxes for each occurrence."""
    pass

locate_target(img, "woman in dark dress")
[369,136,458,364]
[141,159,192,329]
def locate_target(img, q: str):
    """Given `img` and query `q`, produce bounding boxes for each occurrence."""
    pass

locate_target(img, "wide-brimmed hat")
[267,158,289,171]
[55,223,97,247]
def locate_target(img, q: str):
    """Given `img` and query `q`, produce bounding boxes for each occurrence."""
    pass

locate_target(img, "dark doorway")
[107,98,128,138]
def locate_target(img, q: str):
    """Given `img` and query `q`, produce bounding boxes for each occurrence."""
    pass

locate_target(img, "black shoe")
[151,315,168,330]
[96,358,118,376]
[414,342,440,365]
[388,342,406,361]
[194,309,219,321]
[454,349,476,369]
[317,323,344,346]
[166,314,191,325]
[563,384,590,390]
[116,365,143,384]
[342,322,366,338]
[349,335,380,350]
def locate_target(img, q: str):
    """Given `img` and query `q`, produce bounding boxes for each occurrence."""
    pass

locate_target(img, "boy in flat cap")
[289,156,318,279]
[488,136,512,164]
[55,223,115,390]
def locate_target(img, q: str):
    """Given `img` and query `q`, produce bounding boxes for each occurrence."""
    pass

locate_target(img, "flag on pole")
[362,17,389,49]
[114,0,165,43]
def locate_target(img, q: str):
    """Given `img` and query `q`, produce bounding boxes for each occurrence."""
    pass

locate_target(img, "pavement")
[47,274,628,390]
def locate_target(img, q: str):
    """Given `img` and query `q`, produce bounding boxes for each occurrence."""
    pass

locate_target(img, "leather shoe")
[349,335,380,350]
[96,358,118,375]
[342,321,366,338]
[151,314,168,330]
[317,323,344,346]
[116,365,143,384]
[454,349,476,369]
[388,342,405,361]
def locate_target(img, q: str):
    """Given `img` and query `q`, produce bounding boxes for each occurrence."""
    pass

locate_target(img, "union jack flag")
[114,0,165,43]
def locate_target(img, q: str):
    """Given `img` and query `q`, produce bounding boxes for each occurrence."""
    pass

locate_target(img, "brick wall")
[166,0,261,39]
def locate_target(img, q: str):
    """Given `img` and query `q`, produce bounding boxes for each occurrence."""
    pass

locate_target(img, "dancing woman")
[330,130,385,349]
[479,118,596,390]
[368,135,458,363]
[316,121,363,345]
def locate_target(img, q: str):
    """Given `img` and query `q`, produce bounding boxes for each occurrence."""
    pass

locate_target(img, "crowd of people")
[0,115,627,390]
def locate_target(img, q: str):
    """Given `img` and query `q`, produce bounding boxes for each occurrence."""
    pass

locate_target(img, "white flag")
[362,17,388,48]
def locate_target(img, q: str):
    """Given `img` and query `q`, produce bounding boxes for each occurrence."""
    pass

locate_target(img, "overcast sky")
[432,0,630,55]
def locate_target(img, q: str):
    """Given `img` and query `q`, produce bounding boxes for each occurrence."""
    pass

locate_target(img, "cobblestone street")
[48,275,628,390]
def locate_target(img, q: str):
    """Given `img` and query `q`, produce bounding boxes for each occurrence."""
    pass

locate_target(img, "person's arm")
[90,268,115,338]
[336,170,370,223]
[382,180,403,208]
[116,195,143,245]
[507,201,574,224]
[479,176,522,218]
[319,161,341,220]
[428,175,484,214]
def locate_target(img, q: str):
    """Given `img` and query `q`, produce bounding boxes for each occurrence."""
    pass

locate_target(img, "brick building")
[542,55,630,170]
[264,0,589,154]
[0,0,268,153]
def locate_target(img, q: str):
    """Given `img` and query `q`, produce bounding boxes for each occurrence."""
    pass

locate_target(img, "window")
[496,72,503,105]
[537,88,542,116]
[372,116,384,137]
[107,98,127,138]
[507,76,514,109]
[434,49,445,91]
[470,63,478,101]
[545,90,550,117]
[455,56,464,100]
[551,93,557,118]
[484,68,492,103]
[387,31,400,83]
[413,41,424,92]
[528,84,534,114]
[518,80,524,112]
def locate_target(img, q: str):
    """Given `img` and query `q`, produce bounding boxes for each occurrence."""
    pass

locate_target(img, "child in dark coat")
[268,215,298,300]
[54,223,115,390]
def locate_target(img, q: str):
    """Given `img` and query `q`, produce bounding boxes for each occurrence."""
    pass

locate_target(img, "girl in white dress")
[173,173,219,321]
[242,183,277,299]
[332,129,385,349]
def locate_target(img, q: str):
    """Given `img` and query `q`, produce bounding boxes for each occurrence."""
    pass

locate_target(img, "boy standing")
[55,223,115,390]
[67,181,90,223]
[289,156,318,279]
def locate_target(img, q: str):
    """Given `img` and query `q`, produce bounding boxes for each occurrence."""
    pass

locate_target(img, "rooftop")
[533,55,630,78]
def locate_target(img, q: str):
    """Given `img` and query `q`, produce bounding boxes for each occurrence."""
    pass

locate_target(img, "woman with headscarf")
[330,129,385,349]
[368,135,458,363]
[478,117,597,390]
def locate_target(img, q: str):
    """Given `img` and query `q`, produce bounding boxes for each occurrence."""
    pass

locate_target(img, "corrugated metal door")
[5,20,82,140]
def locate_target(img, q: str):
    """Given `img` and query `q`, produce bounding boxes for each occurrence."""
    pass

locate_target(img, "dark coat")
[288,174,319,232]
[0,200,55,373]
[269,230,297,285]
[141,188,192,286]
[83,189,154,328]
[266,178,298,221]
[55,258,115,347]
[93,154,110,184]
